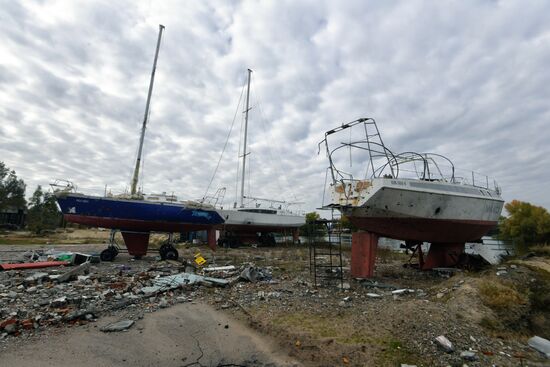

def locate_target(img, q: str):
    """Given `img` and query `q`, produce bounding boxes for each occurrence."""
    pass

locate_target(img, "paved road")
[0,303,299,367]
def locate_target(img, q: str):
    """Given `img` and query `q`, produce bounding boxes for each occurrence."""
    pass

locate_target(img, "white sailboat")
[214,69,305,246]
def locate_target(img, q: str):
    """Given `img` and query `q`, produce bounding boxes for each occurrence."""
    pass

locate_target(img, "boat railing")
[320,118,502,195]
[50,179,77,194]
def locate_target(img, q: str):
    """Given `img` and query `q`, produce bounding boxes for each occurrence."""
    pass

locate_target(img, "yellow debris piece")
[194,252,206,266]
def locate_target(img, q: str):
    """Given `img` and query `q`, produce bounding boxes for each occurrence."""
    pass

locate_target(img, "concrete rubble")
[0,252,272,340]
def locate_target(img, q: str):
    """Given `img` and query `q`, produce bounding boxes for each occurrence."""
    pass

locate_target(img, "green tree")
[0,161,26,211]
[339,214,357,232]
[301,211,327,241]
[500,200,550,253]
[27,185,62,234]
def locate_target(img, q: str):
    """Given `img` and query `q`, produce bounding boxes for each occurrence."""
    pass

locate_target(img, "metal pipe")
[131,24,165,196]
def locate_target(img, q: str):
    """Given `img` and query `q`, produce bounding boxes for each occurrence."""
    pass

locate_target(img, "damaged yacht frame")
[319,117,504,268]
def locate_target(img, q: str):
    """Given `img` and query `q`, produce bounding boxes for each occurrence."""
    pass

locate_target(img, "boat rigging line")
[201,77,247,204]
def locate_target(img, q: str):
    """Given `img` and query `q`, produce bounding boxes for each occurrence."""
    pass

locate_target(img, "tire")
[164,248,179,261]
[100,248,115,262]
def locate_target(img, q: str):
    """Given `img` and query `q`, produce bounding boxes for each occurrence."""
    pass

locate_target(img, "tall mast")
[239,68,252,207]
[130,24,165,196]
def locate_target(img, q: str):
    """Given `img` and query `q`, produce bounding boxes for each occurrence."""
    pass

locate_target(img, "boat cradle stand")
[100,229,181,262]
[351,231,466,277]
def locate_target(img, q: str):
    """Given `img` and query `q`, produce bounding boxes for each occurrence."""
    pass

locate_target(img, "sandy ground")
[0,302,300,367]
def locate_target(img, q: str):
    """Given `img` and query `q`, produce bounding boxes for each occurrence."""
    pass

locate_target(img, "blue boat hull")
[56,194,223,229]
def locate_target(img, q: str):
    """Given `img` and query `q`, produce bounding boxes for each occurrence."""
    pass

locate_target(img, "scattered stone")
[100,319,135,332]
[460,351,478,361]
[24,272,49,283]
[4,323,17,334]
[496,270,507,276]
[51,296,67,307]
[435,335,454,353]
[366,293,382,298]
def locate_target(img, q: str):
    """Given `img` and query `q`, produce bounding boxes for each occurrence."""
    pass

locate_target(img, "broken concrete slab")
[528,336,550,358]
[435,335,454,353]
[56,262,91,283]
[100,319,135,332]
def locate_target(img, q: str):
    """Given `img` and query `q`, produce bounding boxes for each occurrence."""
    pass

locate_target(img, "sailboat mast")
[239,68,252,208]
[130,24,165,196]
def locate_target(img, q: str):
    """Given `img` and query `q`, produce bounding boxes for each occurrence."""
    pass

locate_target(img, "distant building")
[0,207,26,229]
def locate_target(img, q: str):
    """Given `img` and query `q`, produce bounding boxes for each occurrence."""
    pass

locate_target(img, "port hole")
[435,207,441,215]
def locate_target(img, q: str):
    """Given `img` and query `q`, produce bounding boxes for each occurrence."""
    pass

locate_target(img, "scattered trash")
[435,335,454,353]
[100,319,135,332]
[528,336,550,359]
[141,272,229,295]
[194,252,206,266]
[496,270,508,276]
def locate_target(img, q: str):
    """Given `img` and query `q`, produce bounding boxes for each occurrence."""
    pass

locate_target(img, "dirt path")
[0,302,299,367]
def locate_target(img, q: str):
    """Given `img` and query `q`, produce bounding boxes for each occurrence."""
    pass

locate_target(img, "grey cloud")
[1,0,549,212]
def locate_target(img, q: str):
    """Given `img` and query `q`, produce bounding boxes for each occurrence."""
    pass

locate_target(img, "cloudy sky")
[1,0,549,214]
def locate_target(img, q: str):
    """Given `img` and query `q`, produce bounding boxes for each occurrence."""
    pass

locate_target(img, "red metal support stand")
[351,231,379,278]
[421,242,465,269]
[207,228,217,251]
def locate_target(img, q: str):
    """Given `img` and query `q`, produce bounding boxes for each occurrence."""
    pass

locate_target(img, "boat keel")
[121,231,150,257]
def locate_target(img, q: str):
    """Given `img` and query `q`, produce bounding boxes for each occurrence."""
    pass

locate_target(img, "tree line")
[0,161,62,234]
